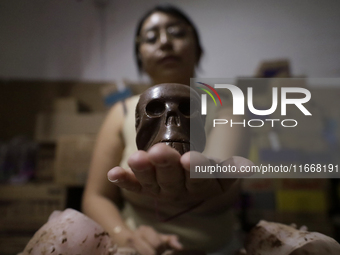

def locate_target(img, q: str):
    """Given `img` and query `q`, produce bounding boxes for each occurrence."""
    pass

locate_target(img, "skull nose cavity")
[166,113,180,126]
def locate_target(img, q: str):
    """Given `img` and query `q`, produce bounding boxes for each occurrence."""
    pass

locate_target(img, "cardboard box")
[124,80,151,95]
[0,184,66,232]
[53,97,78,114]
[54,135,96,186]
[276,190,328,213]
[255,59,291,78]
[35,113,105,142]
[35,143,56,182]
[69,83,108,112]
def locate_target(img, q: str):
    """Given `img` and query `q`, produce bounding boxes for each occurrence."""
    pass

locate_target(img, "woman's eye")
[168,26,186,38]
[144,31,157,43]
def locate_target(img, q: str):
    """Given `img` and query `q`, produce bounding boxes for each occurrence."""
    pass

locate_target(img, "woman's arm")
[82,102,132,244]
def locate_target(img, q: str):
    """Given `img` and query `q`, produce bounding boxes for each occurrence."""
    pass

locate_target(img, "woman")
[82,4,250,255]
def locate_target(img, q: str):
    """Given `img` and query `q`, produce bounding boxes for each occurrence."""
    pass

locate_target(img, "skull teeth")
[163,141,190,155]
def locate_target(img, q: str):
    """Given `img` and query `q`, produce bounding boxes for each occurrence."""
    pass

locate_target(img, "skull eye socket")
[146,100,165,117]
[179,100,199,117]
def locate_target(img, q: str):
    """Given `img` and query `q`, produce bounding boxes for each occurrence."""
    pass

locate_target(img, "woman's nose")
[159,30,172,48]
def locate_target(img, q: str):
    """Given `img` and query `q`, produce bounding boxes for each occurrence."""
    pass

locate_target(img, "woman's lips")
[158,56,181,64]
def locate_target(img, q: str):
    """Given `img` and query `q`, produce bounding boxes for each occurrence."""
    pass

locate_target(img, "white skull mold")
[135,83,206,155]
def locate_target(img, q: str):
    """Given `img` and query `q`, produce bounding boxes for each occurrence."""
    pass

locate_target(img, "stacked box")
[35,143,56,182]
[0,184,66,233]
[53,97,79,114]
[276,179,329,213]
[54,134,96,186]
[35,113,105,143]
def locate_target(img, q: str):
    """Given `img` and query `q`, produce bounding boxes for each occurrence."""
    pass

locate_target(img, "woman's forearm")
[82,192,133,245]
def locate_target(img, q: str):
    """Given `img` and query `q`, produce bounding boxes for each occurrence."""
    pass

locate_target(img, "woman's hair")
[134,4,204,73]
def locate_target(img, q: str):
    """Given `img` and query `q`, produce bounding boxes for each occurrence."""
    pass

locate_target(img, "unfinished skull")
[136,83,206,155]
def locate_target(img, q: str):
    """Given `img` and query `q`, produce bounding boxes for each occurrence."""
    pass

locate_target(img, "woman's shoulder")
[121,95,141,116]
[125,94,141,106]
[106,95,139,117]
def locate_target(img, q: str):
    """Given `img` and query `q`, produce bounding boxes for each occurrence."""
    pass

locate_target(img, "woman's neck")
[152,75,193,86]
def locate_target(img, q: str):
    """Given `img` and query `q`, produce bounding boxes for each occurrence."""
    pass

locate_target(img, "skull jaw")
[136,123,205,155]
[150,125,192,155]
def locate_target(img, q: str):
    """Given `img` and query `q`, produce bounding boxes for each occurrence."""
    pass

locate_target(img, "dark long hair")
[134,4,204,73]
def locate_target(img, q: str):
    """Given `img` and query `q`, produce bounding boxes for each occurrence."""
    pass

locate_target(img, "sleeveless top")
[119,95,237,253]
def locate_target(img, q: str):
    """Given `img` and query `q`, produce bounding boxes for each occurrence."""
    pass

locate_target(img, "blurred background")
[1,0,340,254]
[1,0,340,80]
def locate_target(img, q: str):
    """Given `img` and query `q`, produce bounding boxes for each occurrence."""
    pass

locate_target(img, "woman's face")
[138,12,198,84]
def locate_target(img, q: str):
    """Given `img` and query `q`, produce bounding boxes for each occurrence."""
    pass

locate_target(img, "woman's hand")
[107,143,253,206]
[114,225,182,255]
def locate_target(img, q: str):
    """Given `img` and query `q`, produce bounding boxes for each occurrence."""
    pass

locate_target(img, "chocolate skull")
[136,83,206,155]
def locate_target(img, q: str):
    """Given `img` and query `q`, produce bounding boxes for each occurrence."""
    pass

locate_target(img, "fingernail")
[108,177,119,183]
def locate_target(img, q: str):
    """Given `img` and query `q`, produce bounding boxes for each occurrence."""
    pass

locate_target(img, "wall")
[1,0,339,82]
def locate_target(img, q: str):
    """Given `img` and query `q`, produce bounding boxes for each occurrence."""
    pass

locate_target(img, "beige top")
[120,95,236,252]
